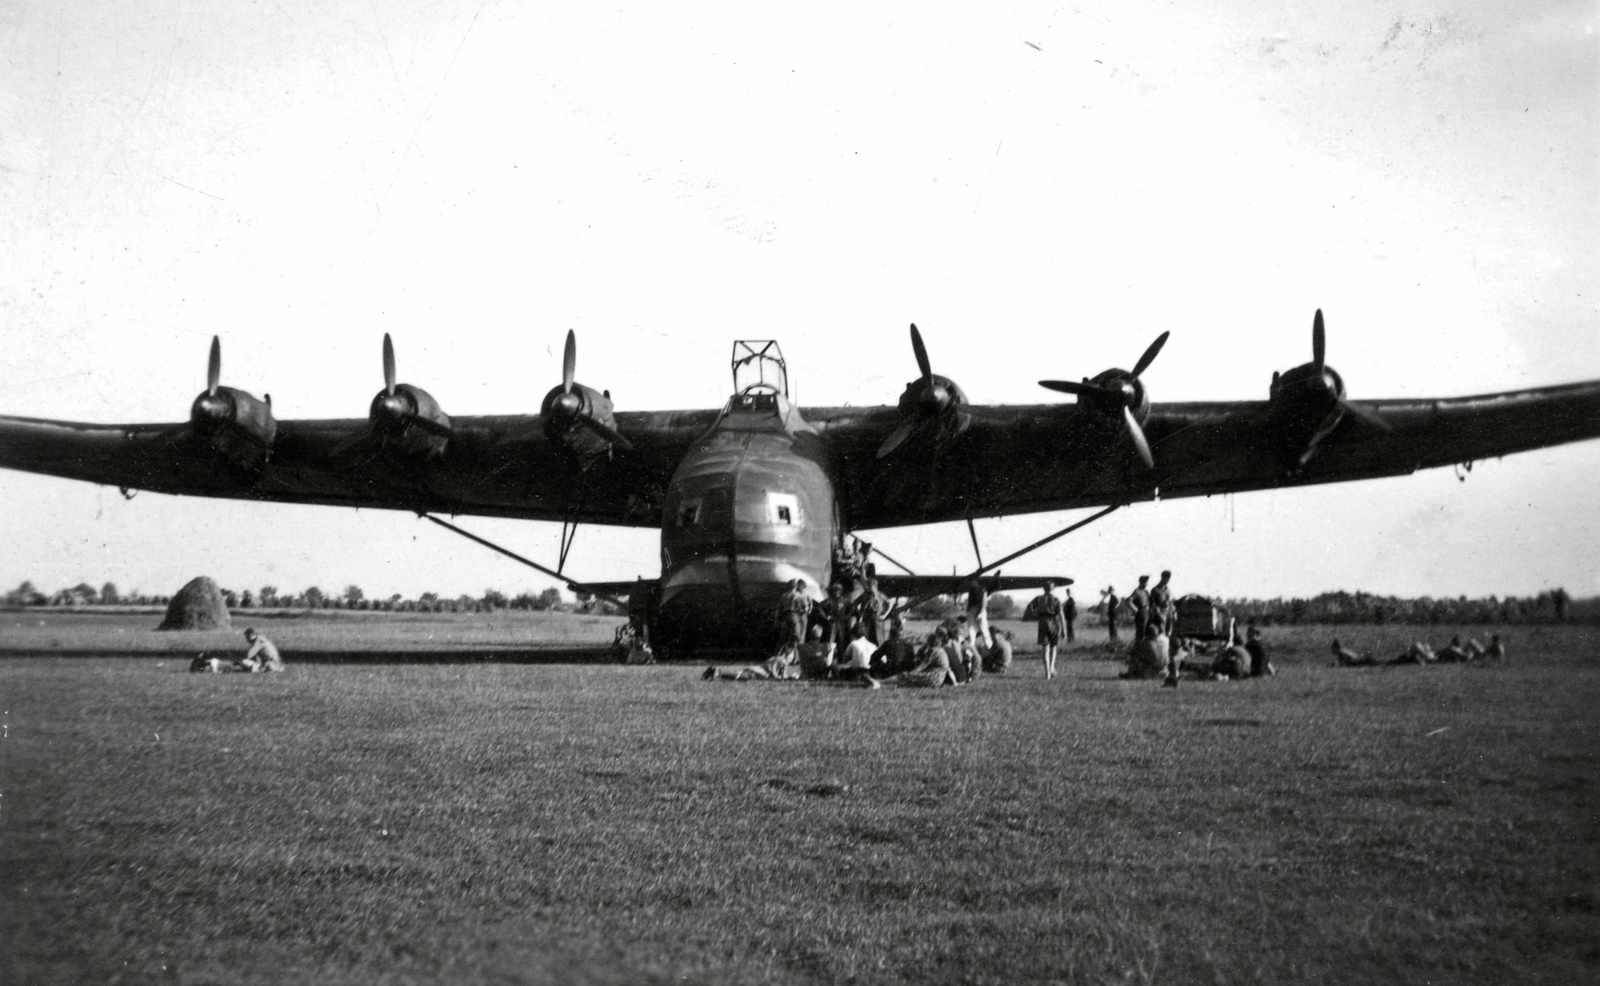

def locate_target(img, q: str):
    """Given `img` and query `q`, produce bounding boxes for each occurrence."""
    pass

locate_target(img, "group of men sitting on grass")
[704,617,1014,688]
[1330,633,1505,667]
[1120,621,1274,687]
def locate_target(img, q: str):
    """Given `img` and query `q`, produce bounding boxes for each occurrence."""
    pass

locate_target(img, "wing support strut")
[866,543,916,576]
[889,503,1125,617]
[419,513,626,608]
[966,516,984,569]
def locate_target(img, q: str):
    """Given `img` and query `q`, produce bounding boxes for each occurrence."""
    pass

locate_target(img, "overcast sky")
[1,0,1595,603]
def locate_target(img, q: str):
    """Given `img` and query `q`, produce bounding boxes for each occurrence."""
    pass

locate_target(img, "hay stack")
[157,577,232,631]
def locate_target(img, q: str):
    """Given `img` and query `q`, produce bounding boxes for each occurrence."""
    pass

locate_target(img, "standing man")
[778,580,813,654]
[1151,570,1175,637]
[965,580,993,650]
[1026,580,1067,680]
[1128,575,1151,642]
[854,576,889,646]
[819,582,850,649]
[1062,588,1078,644]
[1101,586,1121,643]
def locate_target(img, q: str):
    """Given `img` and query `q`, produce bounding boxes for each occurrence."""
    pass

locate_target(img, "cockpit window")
[735,391,780,412]
[677,499,702,527]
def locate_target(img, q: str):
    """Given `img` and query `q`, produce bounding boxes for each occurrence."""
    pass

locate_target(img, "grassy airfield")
[2,613,1597,985]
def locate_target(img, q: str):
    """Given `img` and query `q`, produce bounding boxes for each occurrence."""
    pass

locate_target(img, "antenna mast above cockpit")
[731,341,789,398]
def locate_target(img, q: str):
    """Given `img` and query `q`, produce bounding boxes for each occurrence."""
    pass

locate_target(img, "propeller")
[1295,310,1390,433]
[192,336,233,426]
[207,335,221,397]
[383,332,397,395]
[546,330,633,451]
[1039,331,1169,469]
[189,335,276,457]
[877,324,963,458]
[369,334,453,439]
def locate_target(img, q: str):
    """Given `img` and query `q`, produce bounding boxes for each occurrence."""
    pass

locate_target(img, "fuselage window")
[768,492,799,526]
[678,499,702,527]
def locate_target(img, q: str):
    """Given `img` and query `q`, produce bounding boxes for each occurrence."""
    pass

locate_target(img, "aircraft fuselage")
[652,387,834,653]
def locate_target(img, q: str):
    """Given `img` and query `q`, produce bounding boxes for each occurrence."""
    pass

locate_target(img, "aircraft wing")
[0,410,718,527]
[811,379,1600,529]
[872,574,1074,598]
[569,579,657,599]
[4,378,1597,534]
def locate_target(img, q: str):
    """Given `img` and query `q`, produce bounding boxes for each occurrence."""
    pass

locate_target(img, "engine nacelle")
[889,373,971,450]
[190,385,277,471]
[369,383,452,457]
[1268,363,1344,431]
[1079,368,1151,425]
[541,382,622,467]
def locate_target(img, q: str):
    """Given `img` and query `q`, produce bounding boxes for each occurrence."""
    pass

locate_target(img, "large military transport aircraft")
[2,315,1598,655]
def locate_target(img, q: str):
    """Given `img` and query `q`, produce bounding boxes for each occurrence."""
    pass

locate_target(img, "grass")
[1,617,1597,985]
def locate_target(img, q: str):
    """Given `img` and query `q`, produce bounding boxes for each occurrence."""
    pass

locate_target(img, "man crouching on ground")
[240,628,284,672]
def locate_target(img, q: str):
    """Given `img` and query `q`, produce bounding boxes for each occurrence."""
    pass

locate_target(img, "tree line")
[2,581,1588,624]
[0,580,625,615]
[894,588,1590,626]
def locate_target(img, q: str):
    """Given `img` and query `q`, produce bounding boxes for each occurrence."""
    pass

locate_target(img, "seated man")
[241,628,283,672]
[1209,639,1251,680]
[1482,634,1506,662]
[869,623,919,677]
[797,625,836,680]
[1331,638,1377,666]
[1244,625,1273,677]
[981,628,1014,675]
[1435,635,1474,663]
[1121,622,1170,680]
[879,630,960,688]
[833,624,878,683]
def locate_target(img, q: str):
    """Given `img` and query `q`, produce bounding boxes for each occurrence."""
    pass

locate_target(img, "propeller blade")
[207,336,221,397]
[1312,310,1325,372]
[382,334,396,397]
[1039,378,1115,398]
[1130,331,1170,379]
[909,323,932,382]
[1338,399,1391,433]
[876,416,919,459]
[562,330,576,394]
[1123,405,1155,469]
[574,413,634,451]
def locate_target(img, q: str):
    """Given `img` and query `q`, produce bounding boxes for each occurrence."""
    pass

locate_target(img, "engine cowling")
[1038,331,1169,469]
[877,324,971,458]
[1267,310,1388,470]
[541,330,632,468]
[541,381,623,463]
[190,337,276,471]
[367,335,452,457]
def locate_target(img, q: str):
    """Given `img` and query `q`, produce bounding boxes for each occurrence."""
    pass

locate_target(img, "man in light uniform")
[1026,580,1067,680]
[1128,576,1151,642]
[1150,571,1175,637]
[241,628,283,672]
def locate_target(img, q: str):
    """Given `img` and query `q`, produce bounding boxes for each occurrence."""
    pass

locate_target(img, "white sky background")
[1,0,1596,603]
